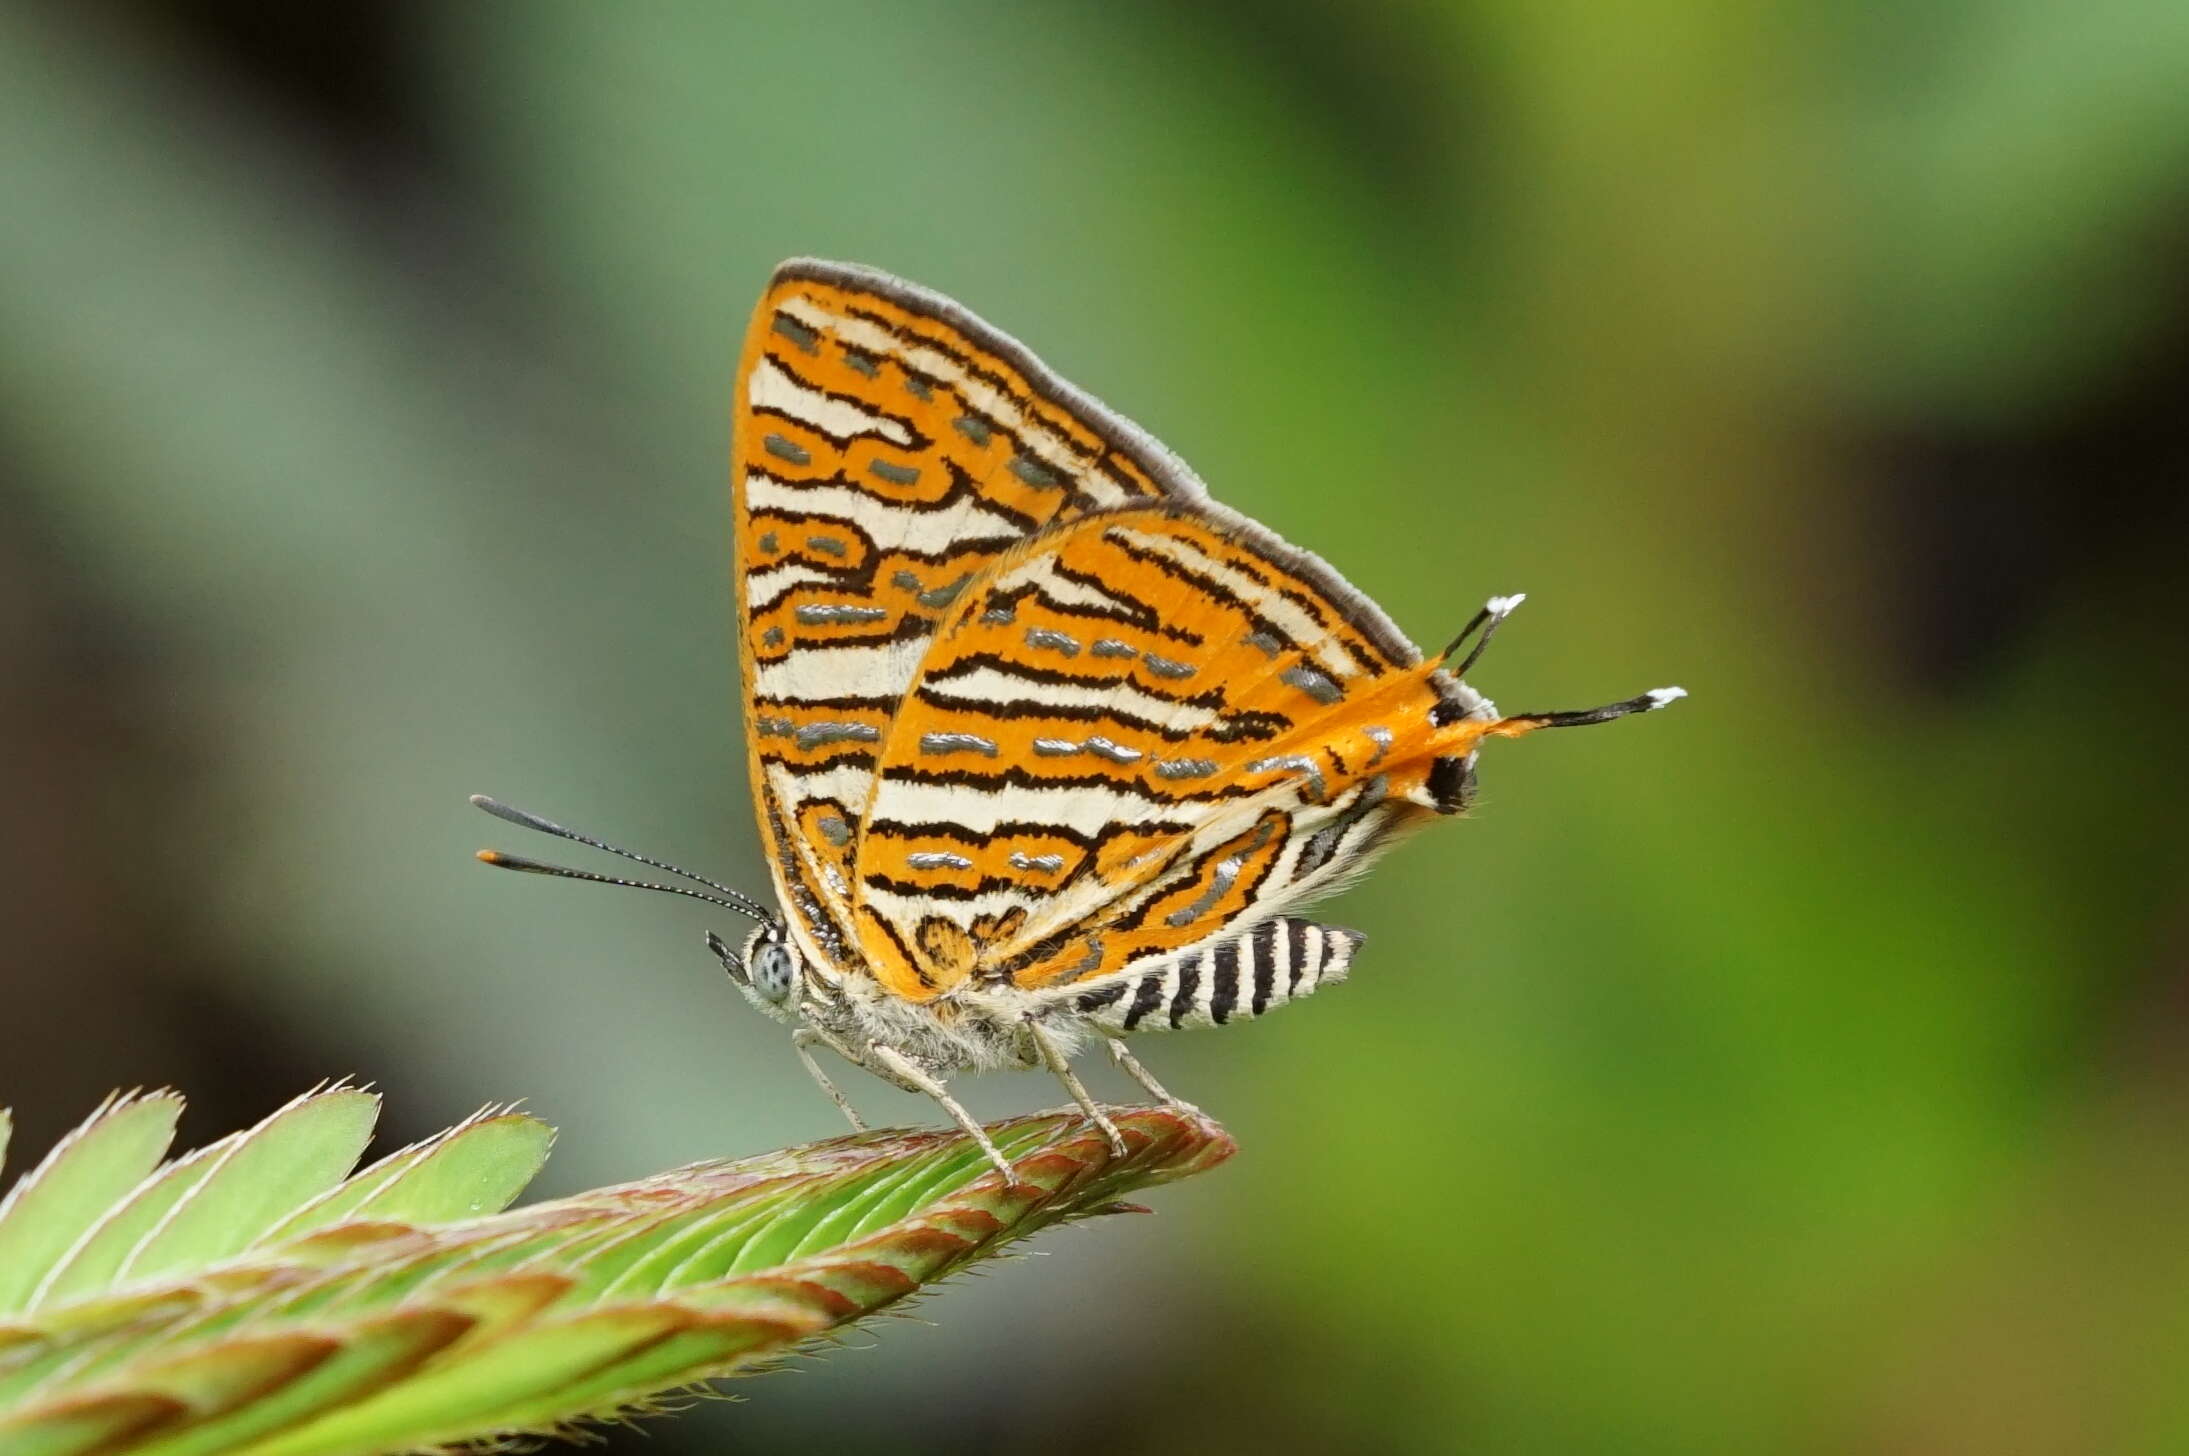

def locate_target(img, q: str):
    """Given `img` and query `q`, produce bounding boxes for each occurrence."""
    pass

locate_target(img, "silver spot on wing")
[1009,851,1066,874]
[1282,665,1343,703]
[1154,757,1219,780]
[918,574,971,608]
[1142,652,1195,680]
[795,722,881,750]
[1009,454,1063,489]
[796,604,889,625]
[1025,627,1080,657]
[907,851,974,871]
[920,731,999,758]
[770,313,819,353]
[1164,819,1278,927]
[1247,754,1329,802]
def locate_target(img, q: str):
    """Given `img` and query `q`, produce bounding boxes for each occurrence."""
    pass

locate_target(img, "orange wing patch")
[733,262,1193,973]
[851,508,1499,1002]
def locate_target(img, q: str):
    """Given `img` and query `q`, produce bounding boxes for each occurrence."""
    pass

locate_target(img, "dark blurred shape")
[105,0,436,181]
[0,474,337,1157]
[1872,257,2189,694]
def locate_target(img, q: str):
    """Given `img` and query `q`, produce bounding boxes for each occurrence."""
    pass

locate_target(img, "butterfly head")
[1422,594,1686,800]
[724,919,805,1024]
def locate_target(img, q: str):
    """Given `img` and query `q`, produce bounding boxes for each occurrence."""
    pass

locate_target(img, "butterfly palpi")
[474,259,1684,1177]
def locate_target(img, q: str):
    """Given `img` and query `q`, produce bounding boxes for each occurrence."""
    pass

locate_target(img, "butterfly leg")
[863,1042,1015,1181]
[1104,1037,1198,1114]
[789,1028,868,1133]
[1024,1018,1128,1159]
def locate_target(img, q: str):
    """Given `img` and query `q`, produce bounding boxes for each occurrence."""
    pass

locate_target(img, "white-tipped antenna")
[469,795,774,923]
[1439,591,1527,678]
[1499,684,1690,732]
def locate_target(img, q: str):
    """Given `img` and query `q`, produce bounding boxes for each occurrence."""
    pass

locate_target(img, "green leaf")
[0,1093,184,1313]
[268,1110,551,1237]
[0,1087,1231,1455]
[119,1088,380,1283]
[31,1133,243,1310]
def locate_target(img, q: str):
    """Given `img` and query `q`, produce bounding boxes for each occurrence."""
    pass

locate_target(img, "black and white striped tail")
[1066,918,1363,1034]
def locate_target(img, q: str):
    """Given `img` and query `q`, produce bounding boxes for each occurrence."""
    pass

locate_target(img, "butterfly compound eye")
[752,942,798,1005]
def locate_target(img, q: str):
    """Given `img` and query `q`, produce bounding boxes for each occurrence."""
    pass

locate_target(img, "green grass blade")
[253,1145,437,1246]
[268,1111,552,1238]
[0,1093,184,1313]
[120,1090,379,1283]
[31,1135,241,1309]
[0,1088,1232,1456]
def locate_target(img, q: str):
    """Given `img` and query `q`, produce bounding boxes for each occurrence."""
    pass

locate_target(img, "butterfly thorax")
[733,914,1036,1072]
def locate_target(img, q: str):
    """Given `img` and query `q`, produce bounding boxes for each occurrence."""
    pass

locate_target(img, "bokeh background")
[5,2,2187,1452]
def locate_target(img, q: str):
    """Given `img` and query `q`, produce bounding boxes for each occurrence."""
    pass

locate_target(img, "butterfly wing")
[733,260,1211,972]
[848,506,1496,1003]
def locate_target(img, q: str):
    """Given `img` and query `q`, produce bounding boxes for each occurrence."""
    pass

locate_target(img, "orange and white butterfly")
[476,260,1683,1176]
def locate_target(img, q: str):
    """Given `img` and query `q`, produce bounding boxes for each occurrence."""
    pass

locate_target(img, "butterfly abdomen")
[1068,917,1361,1034]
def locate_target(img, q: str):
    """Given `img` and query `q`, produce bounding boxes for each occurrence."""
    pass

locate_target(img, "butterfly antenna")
[1493,685,1687,734]
[469,794,775,922]
[472,849,772,921]
[1438,593,1526,678]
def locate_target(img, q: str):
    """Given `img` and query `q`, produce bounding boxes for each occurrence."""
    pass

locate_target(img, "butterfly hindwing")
[733,260,1201,972]
[850,506,1476,1002]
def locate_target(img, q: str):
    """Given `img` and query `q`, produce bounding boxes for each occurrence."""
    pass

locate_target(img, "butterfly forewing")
[850,508,1469,1002]
[733,261,1205,970]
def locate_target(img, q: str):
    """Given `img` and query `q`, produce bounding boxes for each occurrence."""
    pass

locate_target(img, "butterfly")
[475,259,1683,1177]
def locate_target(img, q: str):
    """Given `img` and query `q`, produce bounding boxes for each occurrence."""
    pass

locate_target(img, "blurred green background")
[4,2,2187,1452]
